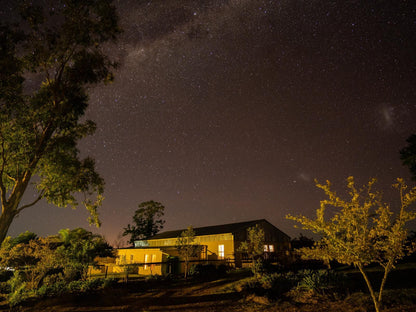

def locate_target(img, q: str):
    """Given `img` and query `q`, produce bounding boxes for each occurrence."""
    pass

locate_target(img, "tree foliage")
[287,177,416,312]
[237,224,265,277]
[175,226,201,279]
[0,228,112,293]
[291,233,315,250]
[123,201,165,245]
[0,0,120,244]
[57,228,113,279]
[400,134,416,181]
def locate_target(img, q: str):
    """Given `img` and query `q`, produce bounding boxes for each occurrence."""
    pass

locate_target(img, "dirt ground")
[2,274,416,312]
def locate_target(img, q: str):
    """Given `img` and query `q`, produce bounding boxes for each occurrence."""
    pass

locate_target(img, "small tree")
[291,234,315,250]
[287,177,416,312]
[175,226,201,279]
[401,134,416,181]
[237,224,265,277]
[123,201,165,245]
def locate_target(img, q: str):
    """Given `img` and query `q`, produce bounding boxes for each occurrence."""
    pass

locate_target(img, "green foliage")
[296,269,347,295]
[36,280,67,298]
[287,177,416,312]
[236,271,297,299]
[35,278,112,300]
[238,224,265,277]
[123,201,165,245]
[0,0,121,244]
[0,229,115,306]
[7,270,29,306]
[57,228,113,279]
[8,231,37,247]
[258,271,298,297]
[236,269,349,301]
[188,264,228,279]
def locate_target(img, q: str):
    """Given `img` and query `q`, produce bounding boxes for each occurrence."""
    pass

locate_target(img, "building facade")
[112,219,291,275]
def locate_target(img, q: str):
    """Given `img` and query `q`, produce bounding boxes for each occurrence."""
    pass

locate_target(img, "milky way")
[5,0,416,245]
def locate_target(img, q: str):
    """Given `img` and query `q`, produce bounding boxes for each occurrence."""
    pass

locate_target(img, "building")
[113,219,291,275]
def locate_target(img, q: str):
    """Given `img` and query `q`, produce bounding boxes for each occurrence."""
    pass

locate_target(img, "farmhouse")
[114,219,290,275]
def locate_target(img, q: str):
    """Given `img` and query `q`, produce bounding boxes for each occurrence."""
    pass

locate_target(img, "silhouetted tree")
[0,0,120,244]
[291,233,314,250]
[401,134,416,181]
[123,201,165,245]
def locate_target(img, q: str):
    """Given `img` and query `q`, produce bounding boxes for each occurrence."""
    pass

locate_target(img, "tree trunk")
[184,258,188,279]
[0,207,16,244]
[378,263,391,303]
[358,265,380,312]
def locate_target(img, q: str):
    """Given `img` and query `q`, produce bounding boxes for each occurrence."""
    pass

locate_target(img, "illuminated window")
[264,245,268,252]
[269,245,274,252]
[151,254,157,270]
[218,244,224,259]
[144,254,149,270]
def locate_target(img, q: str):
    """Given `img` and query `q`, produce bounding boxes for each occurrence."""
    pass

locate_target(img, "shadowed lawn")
[2,267,416,312]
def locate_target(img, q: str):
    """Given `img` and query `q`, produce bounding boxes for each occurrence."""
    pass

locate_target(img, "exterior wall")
[145,233,235,262]
[201,235,234,262]
[233,220,291,266]
[110,221,291,275]
[116,248,166,275]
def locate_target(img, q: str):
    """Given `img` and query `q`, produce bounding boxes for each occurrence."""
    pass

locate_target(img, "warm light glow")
[218,244,224,259]
[144,254,149,269]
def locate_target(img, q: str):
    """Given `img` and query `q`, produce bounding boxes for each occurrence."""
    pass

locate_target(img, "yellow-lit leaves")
[286,177,416,268]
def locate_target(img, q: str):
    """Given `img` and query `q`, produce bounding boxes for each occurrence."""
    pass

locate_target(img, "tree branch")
[0,129,8,206]
[16,190,45,214]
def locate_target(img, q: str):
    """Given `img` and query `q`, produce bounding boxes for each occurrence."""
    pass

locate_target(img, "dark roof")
[147,219,286,240]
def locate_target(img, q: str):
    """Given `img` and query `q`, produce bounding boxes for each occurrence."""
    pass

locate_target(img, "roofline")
[159,218,267,235]
[140,218,290,241]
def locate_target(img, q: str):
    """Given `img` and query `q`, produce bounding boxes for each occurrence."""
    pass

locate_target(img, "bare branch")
[16,190,45,214]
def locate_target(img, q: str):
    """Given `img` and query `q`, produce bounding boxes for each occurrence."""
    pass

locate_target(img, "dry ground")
[2,273,416,312]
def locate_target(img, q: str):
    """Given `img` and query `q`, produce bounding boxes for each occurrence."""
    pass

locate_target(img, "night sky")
[5,0,416,246]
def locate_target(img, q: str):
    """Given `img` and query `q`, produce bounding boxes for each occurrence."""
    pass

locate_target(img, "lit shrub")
[296,269,348,295]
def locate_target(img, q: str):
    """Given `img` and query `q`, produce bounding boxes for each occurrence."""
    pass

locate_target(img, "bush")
[8,270,25,294]
[381,289,416,307]
[67,278,104,293]
[66,280,84,293]
[83,278,104,291]
[188,264,229,279]
[296,269,348,295]
[8,282,29,307]
[102,277,118,288]
[236,269,350,301]
[235,272,298,299]
[36,280,67,298]
[43,273,64,287]
[145,274,163,281]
